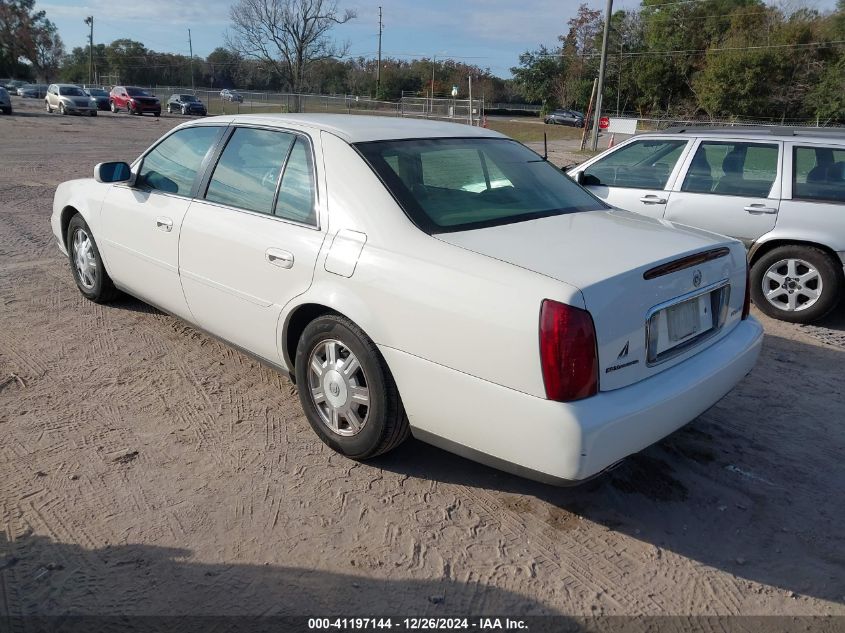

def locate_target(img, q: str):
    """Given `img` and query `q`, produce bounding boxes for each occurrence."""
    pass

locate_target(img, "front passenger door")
[98,125,225,318]
[579,138,690,218]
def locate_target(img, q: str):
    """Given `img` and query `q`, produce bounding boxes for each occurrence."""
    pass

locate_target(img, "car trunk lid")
[436,208,748,391]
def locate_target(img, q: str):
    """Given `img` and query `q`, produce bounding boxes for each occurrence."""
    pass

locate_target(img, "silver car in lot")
[569,127,845,323]
[45,84,98,116]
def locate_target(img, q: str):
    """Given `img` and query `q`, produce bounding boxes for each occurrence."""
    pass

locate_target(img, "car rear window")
[793,146,845,204]
[355,138,607,233]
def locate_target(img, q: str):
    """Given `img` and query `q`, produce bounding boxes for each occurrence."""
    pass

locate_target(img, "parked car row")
[568,126,845,323]
[31,84,209,118]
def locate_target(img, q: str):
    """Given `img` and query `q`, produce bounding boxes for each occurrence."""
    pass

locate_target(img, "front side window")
[356,138,606,233]
[205,127,295,215]
[138,126,222,196]
[583,139,687,190]
[793,146,845,203]
[682,141,778,197]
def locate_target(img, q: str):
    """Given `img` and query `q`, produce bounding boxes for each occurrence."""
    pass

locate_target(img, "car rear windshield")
[88,88,107,96]
[355,137,607,233]
[126,87,151,96]
[59,86,85,96]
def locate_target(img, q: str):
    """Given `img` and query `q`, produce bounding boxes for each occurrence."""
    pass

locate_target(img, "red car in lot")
[109,86,161,117]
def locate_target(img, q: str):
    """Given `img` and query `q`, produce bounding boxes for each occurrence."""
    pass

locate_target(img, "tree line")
[513,0,845,123]
[1,0,842,122]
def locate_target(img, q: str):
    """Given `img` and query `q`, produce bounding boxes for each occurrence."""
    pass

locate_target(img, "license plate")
[648,288,724,365]
[666,298,702,342]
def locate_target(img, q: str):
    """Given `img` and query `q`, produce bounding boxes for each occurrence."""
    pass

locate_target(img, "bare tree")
[227,0,355,93]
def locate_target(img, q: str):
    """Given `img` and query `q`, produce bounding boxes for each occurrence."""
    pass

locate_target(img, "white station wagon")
[51,115,763,484]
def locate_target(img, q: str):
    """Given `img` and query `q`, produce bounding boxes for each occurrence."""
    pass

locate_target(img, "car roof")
[644,126,845,142]
[190,113,506,143]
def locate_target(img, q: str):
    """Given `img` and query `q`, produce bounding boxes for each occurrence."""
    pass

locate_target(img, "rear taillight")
[742,263,751,320]
[539,300,599,402]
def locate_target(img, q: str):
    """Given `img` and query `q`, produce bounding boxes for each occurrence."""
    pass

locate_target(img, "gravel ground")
[1,96,844,619]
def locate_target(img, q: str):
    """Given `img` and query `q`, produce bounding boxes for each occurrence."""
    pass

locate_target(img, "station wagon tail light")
[539,300,599,402]
[742,263,751,320]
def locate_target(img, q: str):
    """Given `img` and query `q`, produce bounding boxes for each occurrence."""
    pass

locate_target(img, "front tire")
[110,101,118,113]
[66,215,119,304]
[59,103,66,115]
[294,314,409,460]
[750,245,843,323]
[45,100,52,113]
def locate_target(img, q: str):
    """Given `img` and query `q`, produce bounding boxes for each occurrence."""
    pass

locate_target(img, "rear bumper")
[383,317,763,484]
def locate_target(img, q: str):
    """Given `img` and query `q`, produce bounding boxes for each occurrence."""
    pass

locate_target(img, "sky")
[37,0,839,79]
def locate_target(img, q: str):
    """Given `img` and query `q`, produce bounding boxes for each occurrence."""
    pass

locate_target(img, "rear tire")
[750,245,843,323]
[294,314,409,460]
[66,214,119,304]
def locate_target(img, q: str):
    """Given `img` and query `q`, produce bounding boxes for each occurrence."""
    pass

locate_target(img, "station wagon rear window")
[355,138,607,233]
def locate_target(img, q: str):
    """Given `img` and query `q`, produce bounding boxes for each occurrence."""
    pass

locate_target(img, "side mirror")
[94,161,132,184]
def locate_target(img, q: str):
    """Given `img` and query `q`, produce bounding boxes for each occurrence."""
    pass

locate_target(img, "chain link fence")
[144,85,485,125]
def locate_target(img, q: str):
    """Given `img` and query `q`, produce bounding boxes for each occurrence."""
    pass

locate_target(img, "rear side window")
[682,141,778,197]
[274,137,317,225]
[138,126,222,196]
[793,146,845,203]
[205,127,295,214]
[583,139,687,189]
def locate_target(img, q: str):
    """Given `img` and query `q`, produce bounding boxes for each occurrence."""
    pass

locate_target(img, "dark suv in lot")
[109,86,161,116]
[167,94,207,116]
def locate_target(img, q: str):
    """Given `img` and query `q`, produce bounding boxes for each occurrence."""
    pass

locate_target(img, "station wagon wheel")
[66,215,119,304]
[295,314,409,459]
[750,245,843,324]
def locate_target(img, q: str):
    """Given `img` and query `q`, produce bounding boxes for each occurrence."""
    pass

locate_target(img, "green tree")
[510,46,564,113]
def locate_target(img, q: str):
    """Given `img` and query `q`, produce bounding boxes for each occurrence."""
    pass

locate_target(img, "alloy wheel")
[307,339,370,437]
[761,258,822,312]
[71,228,97,290]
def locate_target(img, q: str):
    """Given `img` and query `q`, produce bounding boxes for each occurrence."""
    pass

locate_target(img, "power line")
[539,39,845,59]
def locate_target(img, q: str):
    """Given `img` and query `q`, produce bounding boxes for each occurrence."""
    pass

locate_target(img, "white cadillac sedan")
[51,114,763,485]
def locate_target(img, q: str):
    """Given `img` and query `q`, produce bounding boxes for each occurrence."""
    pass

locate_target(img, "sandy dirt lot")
[1,96,844,619]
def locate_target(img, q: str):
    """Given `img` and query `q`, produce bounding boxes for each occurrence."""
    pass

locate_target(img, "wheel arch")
[749,238,843,270]
[280,291,386,378]
[59,205,81,248]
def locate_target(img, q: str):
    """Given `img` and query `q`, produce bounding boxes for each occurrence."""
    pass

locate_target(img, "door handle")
[155,216,173,232]
[639,195,667,205]
[266,248,294,269]
[744,204,777,215]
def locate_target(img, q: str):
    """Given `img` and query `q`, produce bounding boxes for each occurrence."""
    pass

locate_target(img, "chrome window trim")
[644,278,731,368]
[192,197,323,232]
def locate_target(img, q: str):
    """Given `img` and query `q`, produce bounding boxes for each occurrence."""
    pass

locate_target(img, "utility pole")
[188,29,195,92]
[376,6,383,98]
[84,16,93,85]
[468,75,473,126]
[590,0,613,151]
[617,39,622,116]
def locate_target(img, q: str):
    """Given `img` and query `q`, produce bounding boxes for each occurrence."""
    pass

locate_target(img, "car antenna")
[543,132,548,161]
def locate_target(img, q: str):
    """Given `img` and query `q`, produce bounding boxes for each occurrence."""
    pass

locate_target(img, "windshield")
[59,86,86,96]
[126,87,151,97]
[180,95,197,102]
[87,88,107,96]
[355,138,607,233]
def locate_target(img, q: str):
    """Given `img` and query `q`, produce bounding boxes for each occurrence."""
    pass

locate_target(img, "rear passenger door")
[179,126,325,364]
[665,139,781,244]
[579,138,691,218]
